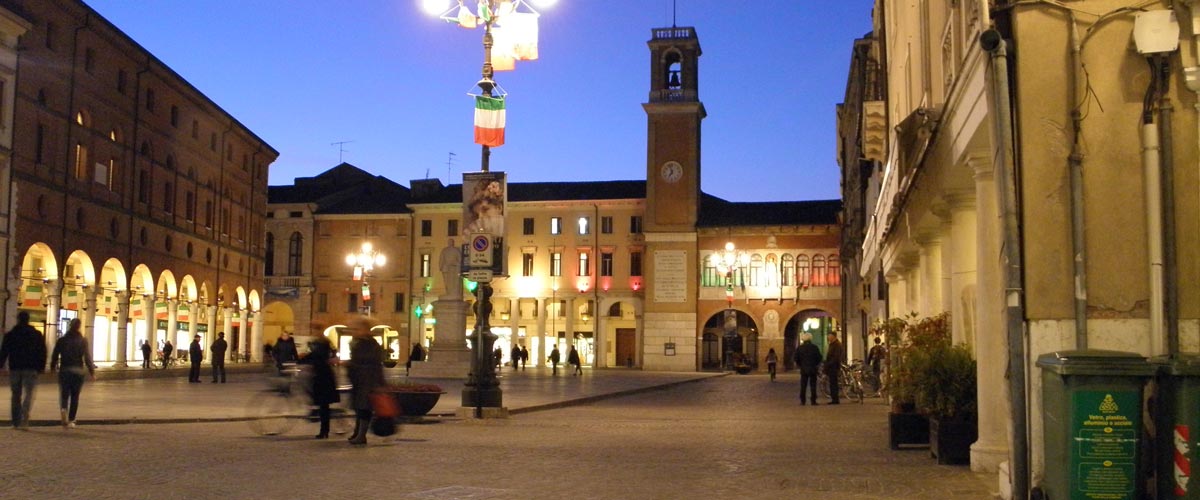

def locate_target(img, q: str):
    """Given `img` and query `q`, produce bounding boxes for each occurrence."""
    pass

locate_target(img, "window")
[630,216,643,234]
[601,216,613,234]
[35,124,45,164]
[73,143,88,180]
[812,255,826,286]
[781,254,795,286]
[348,293,359,313]
[317,293,327,313]
[550,252,562,277]
[577,217,590,235]
[264,233,275,276]
[420,220,432,237]
[204,200,213,228]
[185,191,195,221]
[549,217,562,235]
[287,232,303,275]
[163,182,174,213]
[797,255,810,286]
[394,293,405,313]
[523,217,534,235]
[420,254,431,278]
[170,105,179,127]
[749,254,763,286]
[191,120,199,139]
[702,255,720,287]
[84,48,95,73]
[145,88,155,111]
[288,211,302,218]
[827,254,840,286]
[600,252,613,277]
[578,252,590,276]
[100,158,116,190]
[209,132,217,151]
[138,170,149,203]
[117,69,127,94]
[630,251,643,277]
[522,252,534,276]
[447,219,458,236]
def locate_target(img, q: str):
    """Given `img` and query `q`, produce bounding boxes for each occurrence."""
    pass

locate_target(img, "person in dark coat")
[405,342,425,376]
[161,340,174,369]
[345,319,383,445]
[823,332,845,404]
[50,319,95,428]
[520,345,528,370]
[0,311,47,429]
[793,333,823,405]
[300,334,341,439]
[140,340,152,369]
[187,335,204,383]
[567,346,583,376]
[510,344,522,371]
[210,332,228,383]
[272,332,299,373]
[547,346,561,376]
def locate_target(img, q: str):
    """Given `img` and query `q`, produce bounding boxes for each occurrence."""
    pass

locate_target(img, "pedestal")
[407,299,472,378]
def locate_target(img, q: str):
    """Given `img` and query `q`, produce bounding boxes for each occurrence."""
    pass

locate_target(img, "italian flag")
[474,95,506,147]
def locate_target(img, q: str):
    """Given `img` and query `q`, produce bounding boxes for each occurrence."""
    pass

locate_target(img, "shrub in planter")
[384,383,445,417]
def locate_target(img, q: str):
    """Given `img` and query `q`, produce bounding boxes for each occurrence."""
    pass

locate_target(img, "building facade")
[843,0,1200,496]
[4,0,277,365]
[265,26,843,372]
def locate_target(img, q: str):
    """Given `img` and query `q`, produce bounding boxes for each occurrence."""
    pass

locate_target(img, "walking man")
[548,346,561,376]
[161,340,174,369]
[793,333,822,405]
[140,340,152,369]
[210,332,227,383]
[824,331,844,404]
[0,311,47,429]
[188,335,203,383]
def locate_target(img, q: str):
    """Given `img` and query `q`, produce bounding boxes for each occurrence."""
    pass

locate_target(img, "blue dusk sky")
[83,0,875,202]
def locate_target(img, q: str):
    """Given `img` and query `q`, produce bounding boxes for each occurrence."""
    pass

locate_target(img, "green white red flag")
[474,95,506,147]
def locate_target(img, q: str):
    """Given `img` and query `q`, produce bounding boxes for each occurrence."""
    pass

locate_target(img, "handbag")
[369,390,400,419]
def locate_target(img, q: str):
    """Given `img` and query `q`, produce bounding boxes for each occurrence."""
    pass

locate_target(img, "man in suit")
[793,333,823,405]
[210,332,228,383]
[188,335,204,383]
[823,331,845,404]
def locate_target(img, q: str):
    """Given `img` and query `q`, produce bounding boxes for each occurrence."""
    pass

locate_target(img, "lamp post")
[345,242,385,317]
[709,242,749,371]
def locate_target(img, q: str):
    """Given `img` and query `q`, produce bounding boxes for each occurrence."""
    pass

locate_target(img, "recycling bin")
[1155,354,1200,499]
[1037,350,1155,500]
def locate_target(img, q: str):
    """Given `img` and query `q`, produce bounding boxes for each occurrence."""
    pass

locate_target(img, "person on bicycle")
[793,334,822,405]
[823,332,844,404]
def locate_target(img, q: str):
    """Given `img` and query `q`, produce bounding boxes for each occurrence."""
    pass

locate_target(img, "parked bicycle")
[245,363,352,436]
[817,361,865,403]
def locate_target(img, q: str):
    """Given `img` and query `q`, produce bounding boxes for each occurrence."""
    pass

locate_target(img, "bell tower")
[640,26,704,371]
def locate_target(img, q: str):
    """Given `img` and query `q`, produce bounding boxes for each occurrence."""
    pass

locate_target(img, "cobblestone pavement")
[1,375,996,500]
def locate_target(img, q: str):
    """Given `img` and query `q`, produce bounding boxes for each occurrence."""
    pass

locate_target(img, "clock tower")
[641,26,705,371]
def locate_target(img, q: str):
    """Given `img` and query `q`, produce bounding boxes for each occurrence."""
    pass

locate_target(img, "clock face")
[660,161,683,183]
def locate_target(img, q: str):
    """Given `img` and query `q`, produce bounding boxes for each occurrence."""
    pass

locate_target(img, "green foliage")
[881,312,976,419]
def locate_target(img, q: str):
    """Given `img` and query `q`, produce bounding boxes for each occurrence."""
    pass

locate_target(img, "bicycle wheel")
[247,391,303,436]
[817,372,830,398]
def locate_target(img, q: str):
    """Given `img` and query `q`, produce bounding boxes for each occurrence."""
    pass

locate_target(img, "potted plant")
[880,313,930,449]
[914,340,977,465]
[384,382,446,417]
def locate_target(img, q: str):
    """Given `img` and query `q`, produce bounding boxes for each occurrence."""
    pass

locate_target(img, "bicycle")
[246,364,352,436]
[816,362,865,403]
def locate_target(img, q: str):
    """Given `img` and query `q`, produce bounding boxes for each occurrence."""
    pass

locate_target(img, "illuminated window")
[578,251,590,276]
[550,217,562,235]
[522,253,534,276]
[781,254,794,286]
[550,252,562,277]
[577,217,589,235]
[73,143,88,180]
[601,216,613,234]
[420,254,431,278]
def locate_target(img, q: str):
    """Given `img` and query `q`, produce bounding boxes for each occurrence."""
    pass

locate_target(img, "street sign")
[469,234,492,267]
[467,268,494,283]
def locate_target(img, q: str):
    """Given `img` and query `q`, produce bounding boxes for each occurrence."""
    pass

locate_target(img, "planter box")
[393,391,445,417]
[889,410,930,450]
[929,416,977,465]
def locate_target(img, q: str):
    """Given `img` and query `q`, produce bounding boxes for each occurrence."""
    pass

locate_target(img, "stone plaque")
[653,250,687,303]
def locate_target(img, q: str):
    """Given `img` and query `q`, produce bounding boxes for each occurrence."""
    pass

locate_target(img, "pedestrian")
[273,332,298,373]
[765,348,778,381]
[824,331,844,404]
[493,346,503,369]
[519,345,529,370]
[140,340,152,369]
[49,318,95,428]
[568,346,583,376]
[188,335,203,383]
[0,311,47,429]
[547,345,561,376]
[345,318,384,446]
[300,333,340,439]
[210,332,228,383]
[866,336,887,384]
[161,340,174,369]
[793,333,822,405]
[406,342,425,376]
[510,344,521,371]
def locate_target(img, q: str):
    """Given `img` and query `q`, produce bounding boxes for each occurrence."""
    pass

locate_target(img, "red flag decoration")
[474,95,506,147]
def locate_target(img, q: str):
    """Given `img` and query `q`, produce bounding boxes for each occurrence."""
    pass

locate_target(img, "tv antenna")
[331,140,354,163]
[672,0,677,27]
[446,152,457,182]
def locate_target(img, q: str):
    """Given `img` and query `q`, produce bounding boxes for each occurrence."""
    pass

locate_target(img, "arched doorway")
[701,309,759,372]
[783,309,835,370]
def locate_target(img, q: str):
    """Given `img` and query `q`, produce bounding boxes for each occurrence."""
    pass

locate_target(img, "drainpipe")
[1067,14,1089,349]
[1141,98,1166,355]
[1156,60,1179,357]
[981,29,1029,500]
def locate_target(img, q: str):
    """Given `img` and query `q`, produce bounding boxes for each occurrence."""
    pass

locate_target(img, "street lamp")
[346,242,385,316]
[709,242,749,371]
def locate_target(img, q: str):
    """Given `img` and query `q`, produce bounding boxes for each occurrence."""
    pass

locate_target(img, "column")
[916,234,943,318]
[238,309,250,361]
[166,298,179,348]
[114,290,129,367]
[969,155,1009,472]
[508,299,520,354]
[188,302,199,356]
[82,288,97,349]
[251,309,264,363]
[221,306,234,357]
[594,299,606,368]
[536,298,547,366]
[142,294,155,348]
[207,305,218,359]
[945,193,978,347]
[563,297,575,353]
[43,280,62,351]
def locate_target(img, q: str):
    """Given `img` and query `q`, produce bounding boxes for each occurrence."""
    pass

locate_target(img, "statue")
[439,238,463,300]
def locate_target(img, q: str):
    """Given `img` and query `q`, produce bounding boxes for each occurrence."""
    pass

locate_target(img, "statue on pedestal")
[439,239,463,300]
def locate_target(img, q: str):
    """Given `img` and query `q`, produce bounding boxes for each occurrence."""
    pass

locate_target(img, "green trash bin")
[1037,350,1155,500]
[1155,354,1200,499]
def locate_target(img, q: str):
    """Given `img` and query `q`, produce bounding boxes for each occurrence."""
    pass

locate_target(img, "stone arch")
[701,308,759,371]
[782,308,835,370]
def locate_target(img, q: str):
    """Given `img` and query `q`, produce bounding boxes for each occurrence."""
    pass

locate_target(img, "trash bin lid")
[1036,349,1155,376]
[1150,354,1200,376]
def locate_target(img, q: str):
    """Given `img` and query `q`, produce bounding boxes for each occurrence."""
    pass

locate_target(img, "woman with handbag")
[345,318,384,445]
